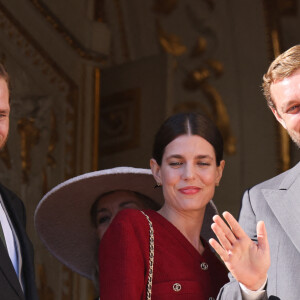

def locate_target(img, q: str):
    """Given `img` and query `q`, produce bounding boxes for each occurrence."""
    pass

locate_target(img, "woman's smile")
[178,186,201,195]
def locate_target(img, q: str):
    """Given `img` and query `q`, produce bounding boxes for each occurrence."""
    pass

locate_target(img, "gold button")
[173,283,181,292]
[200,262,208,270]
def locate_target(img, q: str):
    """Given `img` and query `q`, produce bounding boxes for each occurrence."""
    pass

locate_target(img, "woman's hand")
[209,212,270,291]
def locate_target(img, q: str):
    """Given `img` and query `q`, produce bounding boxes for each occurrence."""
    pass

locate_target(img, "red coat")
[99,209,228,299]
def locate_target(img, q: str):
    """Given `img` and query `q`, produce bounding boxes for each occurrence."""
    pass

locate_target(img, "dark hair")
[0,63,9,86]
[90,190,160,227]
[152,112,223,166]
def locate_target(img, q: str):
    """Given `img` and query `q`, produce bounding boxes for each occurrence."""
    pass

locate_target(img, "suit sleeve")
[99,211,148,299]
[217,189,266,300]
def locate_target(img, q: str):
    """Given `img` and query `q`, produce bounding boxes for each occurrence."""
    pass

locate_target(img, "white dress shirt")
[0,199,19,277]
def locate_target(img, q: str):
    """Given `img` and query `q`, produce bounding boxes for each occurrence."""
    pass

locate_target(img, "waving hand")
[209,212,270,291]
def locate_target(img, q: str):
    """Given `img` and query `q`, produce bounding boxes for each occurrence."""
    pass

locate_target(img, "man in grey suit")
[0,64,38,300]
[210,45,300,300]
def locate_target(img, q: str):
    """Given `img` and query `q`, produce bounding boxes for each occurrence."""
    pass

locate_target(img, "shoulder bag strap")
[140,211,154,300]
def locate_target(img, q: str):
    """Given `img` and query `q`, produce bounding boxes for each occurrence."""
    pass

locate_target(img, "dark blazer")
[217,162,300,300]
[0,183,38,300]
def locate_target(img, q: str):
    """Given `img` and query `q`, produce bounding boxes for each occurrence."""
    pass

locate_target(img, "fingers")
[209,238,229,261]
[212,213,237,244]
[256,221,269,252]
[222,211,246,240]
[211,220,234,251]
[210,212,249,254]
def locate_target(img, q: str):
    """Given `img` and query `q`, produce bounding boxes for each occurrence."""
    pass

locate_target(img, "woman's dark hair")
[90,190,160,227]
[152,112,223,166]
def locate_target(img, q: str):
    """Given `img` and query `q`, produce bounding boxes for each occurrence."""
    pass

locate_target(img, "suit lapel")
[0,186,25,299]
[262,163,300,253]
[0,239,24,298]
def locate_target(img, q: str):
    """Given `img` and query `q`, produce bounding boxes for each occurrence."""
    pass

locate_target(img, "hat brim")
[35,166,219,280]
[34,167,164,280]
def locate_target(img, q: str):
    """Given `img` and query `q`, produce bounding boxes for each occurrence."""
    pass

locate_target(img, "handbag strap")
[141,211,154,300]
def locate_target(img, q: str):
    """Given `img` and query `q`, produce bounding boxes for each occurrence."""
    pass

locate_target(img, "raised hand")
[209,212,270,291]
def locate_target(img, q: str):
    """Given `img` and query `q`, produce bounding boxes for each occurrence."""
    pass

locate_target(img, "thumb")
[256,221,269,251]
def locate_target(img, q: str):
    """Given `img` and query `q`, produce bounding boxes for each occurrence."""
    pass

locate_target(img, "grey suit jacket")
[218,161,300,300]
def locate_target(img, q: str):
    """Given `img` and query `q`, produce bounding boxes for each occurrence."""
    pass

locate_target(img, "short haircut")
[263,45,300,110]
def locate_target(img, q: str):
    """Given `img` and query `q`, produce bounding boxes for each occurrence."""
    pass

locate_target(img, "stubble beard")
[0,135,8,150]
[287,129,300,149]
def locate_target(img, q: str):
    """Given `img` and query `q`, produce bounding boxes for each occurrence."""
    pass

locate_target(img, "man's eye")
[287,105,300,113]
[169,162,182,166]
[197,162,210,166]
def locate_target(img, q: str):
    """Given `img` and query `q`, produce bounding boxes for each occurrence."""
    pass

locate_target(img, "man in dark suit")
[210,45,300,300]
[0,64,38,300]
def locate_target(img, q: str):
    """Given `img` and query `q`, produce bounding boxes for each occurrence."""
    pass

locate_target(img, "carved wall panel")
[0,2,92,299]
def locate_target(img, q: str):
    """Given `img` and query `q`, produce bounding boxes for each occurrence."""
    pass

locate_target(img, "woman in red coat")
[99,112,229,299]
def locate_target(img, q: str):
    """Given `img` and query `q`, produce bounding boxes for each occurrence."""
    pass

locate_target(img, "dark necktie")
[0,220,7,249]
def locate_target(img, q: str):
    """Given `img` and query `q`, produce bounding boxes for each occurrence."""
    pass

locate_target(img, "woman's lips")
[178,186,201,195]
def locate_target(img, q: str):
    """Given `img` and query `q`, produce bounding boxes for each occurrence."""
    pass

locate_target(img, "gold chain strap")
[141,211,154,300]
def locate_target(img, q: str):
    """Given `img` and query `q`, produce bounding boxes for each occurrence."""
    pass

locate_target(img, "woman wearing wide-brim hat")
[35,164,220,298]
[34,167,163,282]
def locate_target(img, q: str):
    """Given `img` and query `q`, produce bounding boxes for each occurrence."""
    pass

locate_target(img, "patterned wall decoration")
[98,88,141,155]
[0,2,80,299]
[28,0,107,62]
[152,0,236,155]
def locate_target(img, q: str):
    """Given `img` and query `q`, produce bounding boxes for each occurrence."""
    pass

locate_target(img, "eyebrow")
[166,154,213,160]
[281,100,299,112]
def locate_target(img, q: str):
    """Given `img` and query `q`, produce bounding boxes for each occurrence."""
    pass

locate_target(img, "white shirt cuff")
[239,278,267,300]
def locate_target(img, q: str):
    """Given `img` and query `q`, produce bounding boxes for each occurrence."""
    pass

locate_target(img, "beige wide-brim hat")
[34,166,219,280]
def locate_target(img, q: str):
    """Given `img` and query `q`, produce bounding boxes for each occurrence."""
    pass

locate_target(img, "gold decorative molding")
[0,2,78,180]
[263,0,292,172]
[28,0,107,62]
[37,264,54,300]
[154,0,236,155]
[61,265,73,300]
[0,3,80,299]
[17,118,40,184]
[156,20,187,57]
[93,67,101,171]
[98,88,141,156]
[47,110,58,167]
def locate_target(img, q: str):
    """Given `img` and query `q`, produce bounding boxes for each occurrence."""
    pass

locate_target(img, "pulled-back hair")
[263,45,300,109]
[152,112,223,166]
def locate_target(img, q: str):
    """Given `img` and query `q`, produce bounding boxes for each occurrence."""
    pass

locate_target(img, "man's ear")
[271,107,287,129]
[150,158,161,184]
